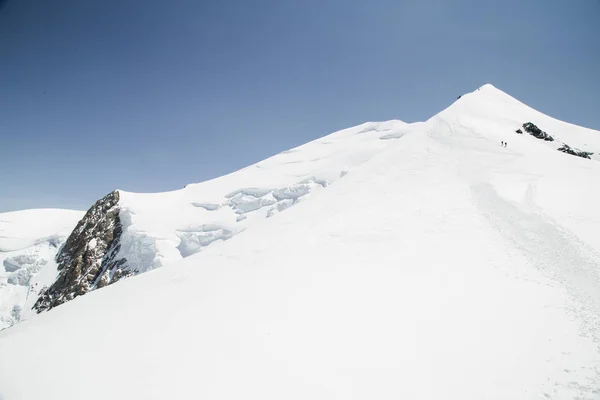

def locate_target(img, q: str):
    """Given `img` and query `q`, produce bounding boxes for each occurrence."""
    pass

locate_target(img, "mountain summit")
[1,85,600,399]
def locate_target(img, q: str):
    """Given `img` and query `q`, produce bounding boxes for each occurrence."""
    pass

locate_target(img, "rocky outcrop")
[34,191,132,312]
[522,122,554,141]
[518,122,594,161]
[557,144,593,159]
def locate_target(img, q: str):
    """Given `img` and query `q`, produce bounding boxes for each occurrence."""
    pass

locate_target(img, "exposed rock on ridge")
[519,122,595,160]
[557,144,594,159]
[522,122,554,141]
[34,191,131,312]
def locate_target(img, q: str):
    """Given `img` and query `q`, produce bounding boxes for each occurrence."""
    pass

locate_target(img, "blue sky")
[1,0,599,212]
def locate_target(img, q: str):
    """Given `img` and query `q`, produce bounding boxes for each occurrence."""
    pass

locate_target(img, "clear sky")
[1,0,599,212]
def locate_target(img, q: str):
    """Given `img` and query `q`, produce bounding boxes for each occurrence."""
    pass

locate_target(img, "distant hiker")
[501,141,504,146]
[504,142,507,147]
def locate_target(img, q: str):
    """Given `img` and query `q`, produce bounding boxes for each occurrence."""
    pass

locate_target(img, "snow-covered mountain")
[1,84,600,399]
[32,118,408,312]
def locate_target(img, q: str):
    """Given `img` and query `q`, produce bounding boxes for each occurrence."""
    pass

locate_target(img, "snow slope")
[115,119,408,273]
[0,209,83,329]
[1,84,600,399]
[0,209,83,252]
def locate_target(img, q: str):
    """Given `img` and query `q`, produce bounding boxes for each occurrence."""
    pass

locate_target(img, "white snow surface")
[0,209,82,252]
[2,84,600,399]
[116,118,407,272]
[0,209,83,330]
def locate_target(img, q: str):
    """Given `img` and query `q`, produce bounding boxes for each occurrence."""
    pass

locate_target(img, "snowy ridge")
[113,119,407,274]
[19,119,408,313]
[1,84,600,399]
[444,84,600,160]
[428,84,600,252]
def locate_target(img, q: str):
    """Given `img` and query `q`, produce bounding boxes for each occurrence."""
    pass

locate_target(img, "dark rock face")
[522,122,554,141]
[557,144,594,159]
[518,122,593,160]
[34,191,132,312]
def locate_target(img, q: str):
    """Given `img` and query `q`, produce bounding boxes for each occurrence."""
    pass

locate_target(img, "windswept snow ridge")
[112,120,407,269]
[25,120,407,311]
[1,84,600,399]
